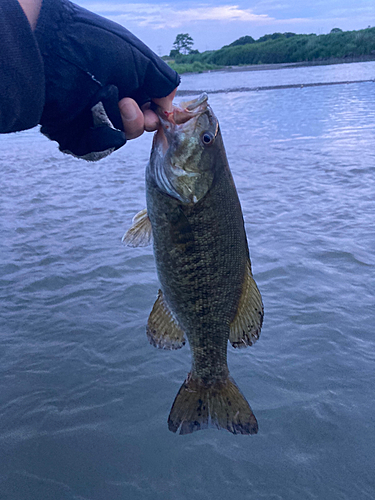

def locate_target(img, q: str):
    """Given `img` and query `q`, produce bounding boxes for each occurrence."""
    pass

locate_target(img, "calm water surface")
[1,62,375,500]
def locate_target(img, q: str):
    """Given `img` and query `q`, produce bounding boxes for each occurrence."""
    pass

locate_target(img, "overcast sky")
[75,0,375,55]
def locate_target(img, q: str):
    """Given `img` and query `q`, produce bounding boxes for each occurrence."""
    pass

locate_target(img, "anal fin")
[122,208,152,247]
[229,259,264,348]
[147,290,186,349]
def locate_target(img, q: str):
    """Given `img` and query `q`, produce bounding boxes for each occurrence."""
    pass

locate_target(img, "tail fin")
[168,375,258,435]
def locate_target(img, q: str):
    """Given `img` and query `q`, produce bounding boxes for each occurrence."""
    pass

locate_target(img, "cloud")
[84,3,275,29]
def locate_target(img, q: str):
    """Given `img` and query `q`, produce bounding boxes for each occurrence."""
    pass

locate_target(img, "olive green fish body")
[146,133,248,383]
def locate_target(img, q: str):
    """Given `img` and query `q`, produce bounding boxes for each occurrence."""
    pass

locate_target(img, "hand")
[33,0,180,160]
[119,88,177,140]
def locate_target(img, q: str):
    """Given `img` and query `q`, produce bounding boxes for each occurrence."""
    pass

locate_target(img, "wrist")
[17,0,42,29]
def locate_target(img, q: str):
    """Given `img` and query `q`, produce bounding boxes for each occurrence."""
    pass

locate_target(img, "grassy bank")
[167,27,375,74]
[167,61,222,74]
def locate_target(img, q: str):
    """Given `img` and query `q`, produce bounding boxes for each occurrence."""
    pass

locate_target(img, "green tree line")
[168,27,375,73]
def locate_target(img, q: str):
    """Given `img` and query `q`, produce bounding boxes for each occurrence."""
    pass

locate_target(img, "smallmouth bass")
[124,94,263,435]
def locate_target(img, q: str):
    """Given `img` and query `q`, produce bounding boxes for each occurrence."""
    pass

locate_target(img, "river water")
[1,61,375,500]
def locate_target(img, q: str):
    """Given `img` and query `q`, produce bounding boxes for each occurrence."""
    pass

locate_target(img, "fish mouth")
[150,93,214,204]
[154,93,209,154]
[173,93,208,124]
[157,93,209,129]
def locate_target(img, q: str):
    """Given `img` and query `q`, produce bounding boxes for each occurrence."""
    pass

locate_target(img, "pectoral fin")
[122,208,152,247]
[229,260,264,348]
[147,290,186,349]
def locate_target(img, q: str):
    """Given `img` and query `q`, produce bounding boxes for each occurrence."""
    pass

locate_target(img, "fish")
[123,93,263,435]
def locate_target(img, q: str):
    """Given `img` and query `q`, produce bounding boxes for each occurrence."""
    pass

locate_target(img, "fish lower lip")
[185,93,208,111]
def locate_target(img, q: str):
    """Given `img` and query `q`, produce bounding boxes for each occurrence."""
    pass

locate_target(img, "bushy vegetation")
[226,35,255,47]
[168,61,220,74]
[168,27,375,73]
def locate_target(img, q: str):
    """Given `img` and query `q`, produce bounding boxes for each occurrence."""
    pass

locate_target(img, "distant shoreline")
[225,55,375,72]
[176,78,375,97]
[175,55,375,77]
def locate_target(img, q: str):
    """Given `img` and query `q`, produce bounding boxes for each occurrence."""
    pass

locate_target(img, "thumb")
[118,97,145,140]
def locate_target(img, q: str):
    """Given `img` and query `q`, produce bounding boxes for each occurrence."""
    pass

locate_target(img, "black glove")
[34,0,180,160]
[0,0,44,133]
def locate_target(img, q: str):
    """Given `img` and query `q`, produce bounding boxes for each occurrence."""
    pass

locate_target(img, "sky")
[75,0,375,55]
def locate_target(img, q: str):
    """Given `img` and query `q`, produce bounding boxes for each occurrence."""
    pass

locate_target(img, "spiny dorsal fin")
[229,259,264,348]
[147,290,186,349]
[122,208,152,247]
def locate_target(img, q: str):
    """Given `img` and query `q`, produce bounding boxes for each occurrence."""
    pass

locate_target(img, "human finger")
[141,103,159,132]
[152,87,177,113]
[118,97,145,140]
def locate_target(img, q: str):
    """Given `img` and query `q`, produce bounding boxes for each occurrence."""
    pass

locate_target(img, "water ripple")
[1,64,375,500]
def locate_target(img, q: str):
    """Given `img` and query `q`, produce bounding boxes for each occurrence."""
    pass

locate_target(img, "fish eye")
[201,131,215,146]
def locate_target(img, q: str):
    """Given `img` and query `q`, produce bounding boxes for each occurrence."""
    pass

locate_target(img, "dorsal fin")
[229,260,263,348]
[122,208,153,247]
[147,290,186,350]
